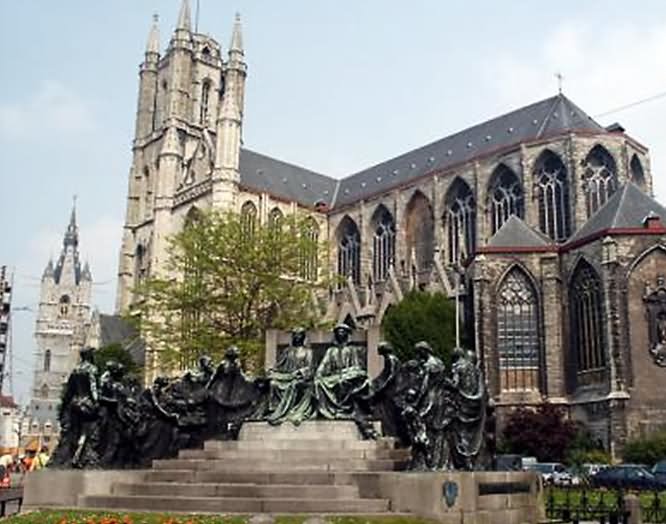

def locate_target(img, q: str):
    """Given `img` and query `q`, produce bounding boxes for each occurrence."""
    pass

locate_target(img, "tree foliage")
[623,431,666,466]
[381,290,456,364]
[500,403,578,462]
[133,210,325,371]
[93,343,141,377]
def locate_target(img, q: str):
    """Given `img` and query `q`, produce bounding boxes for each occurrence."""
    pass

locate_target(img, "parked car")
[652,460,666,484]
[590,464,666,491]
[526,462,572,485]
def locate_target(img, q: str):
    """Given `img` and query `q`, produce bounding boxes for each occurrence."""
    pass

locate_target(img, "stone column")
[540,254,566,399]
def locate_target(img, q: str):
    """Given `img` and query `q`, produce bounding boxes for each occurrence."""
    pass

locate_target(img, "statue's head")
[333,323,352,343]
[79,347,95,364]
[225,345,240,362]
[414,341,433,359]
[107,360,125,379]
[198,355,213,371]
[452,346,465,362]
[466,349,478,365]
[377,341,394,356]
[153,376,169,389]
[405,388,419,404]
[291,327,307,347]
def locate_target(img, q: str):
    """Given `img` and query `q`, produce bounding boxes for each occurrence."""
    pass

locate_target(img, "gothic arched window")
[534,150,571,241]
[59,295,70,316]
[43,349,52,373]
[582,145,618,217]
[371,205,396,282]
[143,166,153,220]
[200,80,212,125]
[497,268,541,392]
[337,216,361,285]
[488,165,524,234]
[268,207,283,233]
[445,179,476,265]
[406,192,435,271]
[570,261,605,377]
[240,201,258,239]
[300,218,319,281]
[134,244,146,286]
[630,154,645,187]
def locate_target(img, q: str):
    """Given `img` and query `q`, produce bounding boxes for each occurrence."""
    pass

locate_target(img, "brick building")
[116,0,666,453]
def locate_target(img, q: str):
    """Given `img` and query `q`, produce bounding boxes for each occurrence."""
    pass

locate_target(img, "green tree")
[133,210,326,371]
[93,342,141,377]
[381,290,456,364]
[623,431,666,466]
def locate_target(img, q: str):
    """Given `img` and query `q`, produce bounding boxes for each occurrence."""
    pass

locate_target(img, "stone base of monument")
[24,421,542,522]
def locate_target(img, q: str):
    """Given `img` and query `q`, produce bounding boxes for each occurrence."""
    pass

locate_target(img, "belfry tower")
[29,203,93,436]
[116,0,247,314]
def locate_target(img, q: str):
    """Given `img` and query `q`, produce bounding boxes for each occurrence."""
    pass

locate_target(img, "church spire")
[229,13,243,55]
[146,13,160,55]
[176,0,192,32]
[63,197,78,249]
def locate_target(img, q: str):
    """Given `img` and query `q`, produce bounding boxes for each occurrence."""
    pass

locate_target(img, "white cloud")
[485,20,666,202]
[0,80,96,140]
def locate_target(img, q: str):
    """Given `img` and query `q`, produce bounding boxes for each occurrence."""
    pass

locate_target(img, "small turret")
[229,13,243,57]
[225,13,247,117]
[81,261,92,282]
[42,259,54,281]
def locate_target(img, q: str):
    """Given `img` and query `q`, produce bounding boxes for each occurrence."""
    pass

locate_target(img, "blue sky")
[2,0,666,404]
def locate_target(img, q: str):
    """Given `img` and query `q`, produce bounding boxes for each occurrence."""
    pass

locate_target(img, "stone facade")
[28,206,93,445]
[116,1,666,453]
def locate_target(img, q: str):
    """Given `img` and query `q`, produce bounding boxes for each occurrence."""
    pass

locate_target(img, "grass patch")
[4,511,439,524]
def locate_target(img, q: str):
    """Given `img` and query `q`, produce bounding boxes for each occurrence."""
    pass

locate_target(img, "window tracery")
[570,261,606,375]
[300,218,319,281]
[240,201,258,239]
[497,268,541,392]
[406,192,434,271]
[534,150,571,241]
[200,80,212,125]
[582,145,617,217]
[371,205,396,282]
[337,217,361,285]
[445,179,476,265]
[488,165,524,234]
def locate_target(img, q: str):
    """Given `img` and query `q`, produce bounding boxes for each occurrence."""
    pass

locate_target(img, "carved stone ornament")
[643,275,666,367]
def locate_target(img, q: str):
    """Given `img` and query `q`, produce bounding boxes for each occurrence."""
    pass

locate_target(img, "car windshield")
[653,462,666,473]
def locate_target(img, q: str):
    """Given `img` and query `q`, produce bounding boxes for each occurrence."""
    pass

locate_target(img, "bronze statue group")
[51,324,490,471]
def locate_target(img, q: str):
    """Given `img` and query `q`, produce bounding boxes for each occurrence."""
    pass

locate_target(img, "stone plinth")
[24,421,542,522]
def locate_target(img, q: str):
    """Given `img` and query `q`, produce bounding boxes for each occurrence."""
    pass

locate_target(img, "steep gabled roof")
[239,148,337,208]
[334,94,606,206]
[487,215,553,249]
[570,183,666,242]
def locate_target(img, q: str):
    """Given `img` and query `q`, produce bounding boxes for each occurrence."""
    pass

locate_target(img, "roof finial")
[146,14,160,55]
[555,72,564,95]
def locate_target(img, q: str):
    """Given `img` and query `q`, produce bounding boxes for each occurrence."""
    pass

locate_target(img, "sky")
[2,0,666,405]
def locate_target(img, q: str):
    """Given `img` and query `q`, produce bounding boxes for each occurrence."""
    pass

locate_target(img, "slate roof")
[98,314,145,367]
[570,182,666,242]
[487,215,552,249]
[240,94,608,210]
[334,94,606,207]
[239,148,337,208]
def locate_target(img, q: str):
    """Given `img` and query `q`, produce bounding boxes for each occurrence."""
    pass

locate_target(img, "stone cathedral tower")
[29,204,92,439]
[116,0,246,320]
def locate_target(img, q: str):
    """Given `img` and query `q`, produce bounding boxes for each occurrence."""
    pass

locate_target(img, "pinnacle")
[176,0,192,32]
[230,12,243,54]
[146,13,160,55]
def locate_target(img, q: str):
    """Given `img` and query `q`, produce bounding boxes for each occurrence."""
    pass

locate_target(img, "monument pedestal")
[24,421,542,522]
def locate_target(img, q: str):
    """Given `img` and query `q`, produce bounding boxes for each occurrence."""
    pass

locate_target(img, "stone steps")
[178,447,409,461]
[78,421,400,515]
[80,495,391,514]
[203,438,396,451]
[112,481,360,499]
[152,457,406,472]
[145,469,355,485]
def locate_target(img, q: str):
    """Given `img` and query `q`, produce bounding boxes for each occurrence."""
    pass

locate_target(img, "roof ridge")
[535,95,560,138]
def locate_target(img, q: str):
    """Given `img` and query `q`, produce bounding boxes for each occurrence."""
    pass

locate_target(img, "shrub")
[381,290,456,364]
[623,431,666,466]
[500,403,578,462]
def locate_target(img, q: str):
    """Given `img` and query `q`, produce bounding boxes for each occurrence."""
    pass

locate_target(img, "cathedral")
[116,0,666,454]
